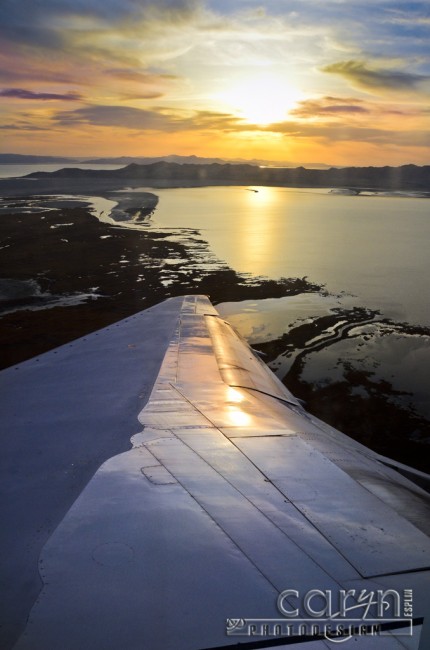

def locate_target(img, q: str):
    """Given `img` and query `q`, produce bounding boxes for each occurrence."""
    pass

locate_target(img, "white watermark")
[227,588,414,644]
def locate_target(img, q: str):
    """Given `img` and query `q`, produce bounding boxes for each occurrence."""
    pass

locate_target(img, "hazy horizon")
[0,152,428,170]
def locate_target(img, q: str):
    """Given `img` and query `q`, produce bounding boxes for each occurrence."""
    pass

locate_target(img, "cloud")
[0,0,203,49]
[2,0,429,164]
[50,102,430,151]
[0,88,83,101]
[55,105,169,129]
[321,60,430,93]
[0,59,80,85]
[291,96,369,118]
[122,92,165,100]
[50,102,430,150]
[0,122,50,131]
[178,109,249,131]
[103,68,179,82]
[101,68,180,99]
[53,104,248,133]
[261,119,430,148]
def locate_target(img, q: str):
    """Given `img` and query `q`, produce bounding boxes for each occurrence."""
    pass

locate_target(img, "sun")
[218,72,301,126]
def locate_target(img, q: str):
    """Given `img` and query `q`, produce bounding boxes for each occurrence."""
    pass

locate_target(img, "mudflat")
[0,193,318,367]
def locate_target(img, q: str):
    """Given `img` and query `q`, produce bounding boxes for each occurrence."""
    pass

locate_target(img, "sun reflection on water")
[236,186,286,276]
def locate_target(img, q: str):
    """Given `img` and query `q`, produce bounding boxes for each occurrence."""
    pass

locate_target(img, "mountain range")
[0,153,329,169]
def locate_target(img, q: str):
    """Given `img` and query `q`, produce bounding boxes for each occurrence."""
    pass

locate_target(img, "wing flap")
[234,436,430,577]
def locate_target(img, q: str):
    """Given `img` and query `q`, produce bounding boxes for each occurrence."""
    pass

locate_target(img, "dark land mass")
[25,161,430,191]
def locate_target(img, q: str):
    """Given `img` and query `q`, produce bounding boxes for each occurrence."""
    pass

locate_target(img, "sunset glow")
[218,73,302,125]
[1,1,429,165]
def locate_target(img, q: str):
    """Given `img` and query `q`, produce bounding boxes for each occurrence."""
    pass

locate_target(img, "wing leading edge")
[2,295,430,649]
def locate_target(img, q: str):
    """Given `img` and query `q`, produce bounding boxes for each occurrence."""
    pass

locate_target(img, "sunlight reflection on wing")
[227,386,245,403]
[227,406,252,427]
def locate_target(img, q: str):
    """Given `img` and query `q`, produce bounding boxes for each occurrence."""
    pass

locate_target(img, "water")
[149,186,430,325]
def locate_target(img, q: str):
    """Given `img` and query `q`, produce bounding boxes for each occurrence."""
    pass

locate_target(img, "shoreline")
[0,197,322,369]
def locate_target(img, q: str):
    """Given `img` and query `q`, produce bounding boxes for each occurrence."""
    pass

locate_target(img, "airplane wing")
[1,295,429,649]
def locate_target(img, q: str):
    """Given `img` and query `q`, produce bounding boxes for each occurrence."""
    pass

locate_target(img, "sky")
[1,0,429,166]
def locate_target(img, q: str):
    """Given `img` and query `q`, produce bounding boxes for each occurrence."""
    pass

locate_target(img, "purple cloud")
[0,88,82,101]
[322,60,430,93]
[291,97,370,118]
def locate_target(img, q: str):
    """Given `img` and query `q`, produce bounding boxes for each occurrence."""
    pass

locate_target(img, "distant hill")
[82,154,330,168]
[82,154,235,165]
[27,161,430,191]
[0,152,330,169]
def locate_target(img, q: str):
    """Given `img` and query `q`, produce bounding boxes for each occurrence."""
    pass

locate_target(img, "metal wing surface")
[1,295,429,650]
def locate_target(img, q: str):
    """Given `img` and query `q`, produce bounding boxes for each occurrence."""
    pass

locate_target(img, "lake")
[149,185,430,326]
